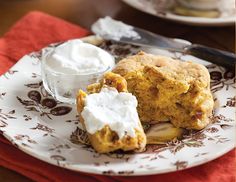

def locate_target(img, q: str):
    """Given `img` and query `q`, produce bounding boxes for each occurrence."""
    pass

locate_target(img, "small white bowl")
[41,40,114,104]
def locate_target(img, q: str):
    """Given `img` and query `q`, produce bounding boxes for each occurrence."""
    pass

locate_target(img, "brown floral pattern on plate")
[0,36,234,176]
[17,81,72,119]
[0,109,16,127]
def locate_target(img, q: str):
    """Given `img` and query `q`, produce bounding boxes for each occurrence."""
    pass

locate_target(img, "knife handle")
[185,44,236,71]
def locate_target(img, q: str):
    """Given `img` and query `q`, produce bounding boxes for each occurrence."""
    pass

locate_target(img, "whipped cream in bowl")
[41,39,115,104]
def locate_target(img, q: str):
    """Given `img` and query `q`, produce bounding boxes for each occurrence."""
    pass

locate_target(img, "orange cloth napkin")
[0,11,235,182]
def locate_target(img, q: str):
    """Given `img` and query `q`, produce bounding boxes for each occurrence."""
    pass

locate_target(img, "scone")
[113,51,214,130]
[76,72,146,153]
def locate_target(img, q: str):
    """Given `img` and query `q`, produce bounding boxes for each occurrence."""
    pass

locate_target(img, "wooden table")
[0,0,234,181]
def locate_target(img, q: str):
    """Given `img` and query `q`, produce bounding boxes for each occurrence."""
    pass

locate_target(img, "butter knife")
[93,26,235,70]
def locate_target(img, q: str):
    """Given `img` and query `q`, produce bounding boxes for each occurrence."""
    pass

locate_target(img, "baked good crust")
[76,72,146,153]
[113,51,214,130]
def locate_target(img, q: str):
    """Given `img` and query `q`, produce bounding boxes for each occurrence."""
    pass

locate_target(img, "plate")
[122,0,236,26]
[0,36,235,176]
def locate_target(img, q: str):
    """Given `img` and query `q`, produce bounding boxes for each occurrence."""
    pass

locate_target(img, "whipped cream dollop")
[81,87,140,138]
[44,39,115,74]
[91,16,140,41]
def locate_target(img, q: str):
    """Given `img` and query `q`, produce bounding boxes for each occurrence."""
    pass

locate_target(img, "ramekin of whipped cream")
[41,39,115,104]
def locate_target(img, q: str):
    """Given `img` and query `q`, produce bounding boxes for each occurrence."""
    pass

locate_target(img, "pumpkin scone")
[76,72,146,153]
[113,51,214,130]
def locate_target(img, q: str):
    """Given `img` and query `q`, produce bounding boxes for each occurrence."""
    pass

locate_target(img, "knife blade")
[92,24,235,70]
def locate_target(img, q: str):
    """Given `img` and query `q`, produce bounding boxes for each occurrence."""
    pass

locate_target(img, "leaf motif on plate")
[31,73,40,78]
[70,127,90,145]
[167,140,185,154]
[0,120,7,127]
[0,108,16,127]
[14,134,37,144]
[17,96,35,106]
[210,69,235,93]
[184,140,203,147]
[3,70,18,79]
[210,114,234,123]
[24,81,42,88]
[106,151,131,160]
[21,143,31,148]
[205,127,219,133]
[0,92,6,99]
[23,115,32,121]
[173,160,188,170]
[30,123,55,133]
[48,144,71,153]
[194,152,208,158]
[8,110,15,114]
[50,155,66,165]
[185,130,206,141]
[214,136,230,144]
[102,170,116,175]
[225,96,236,107]
[117,170,134,175]
[220,124,233,130]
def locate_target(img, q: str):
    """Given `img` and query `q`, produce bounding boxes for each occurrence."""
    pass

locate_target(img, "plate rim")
[2,129,235,176]
[0,36,235,176]
[122,0,236,26]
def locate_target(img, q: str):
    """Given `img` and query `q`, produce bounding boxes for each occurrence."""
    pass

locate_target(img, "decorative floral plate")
[0,36,235,176]
[122,0,236,26]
